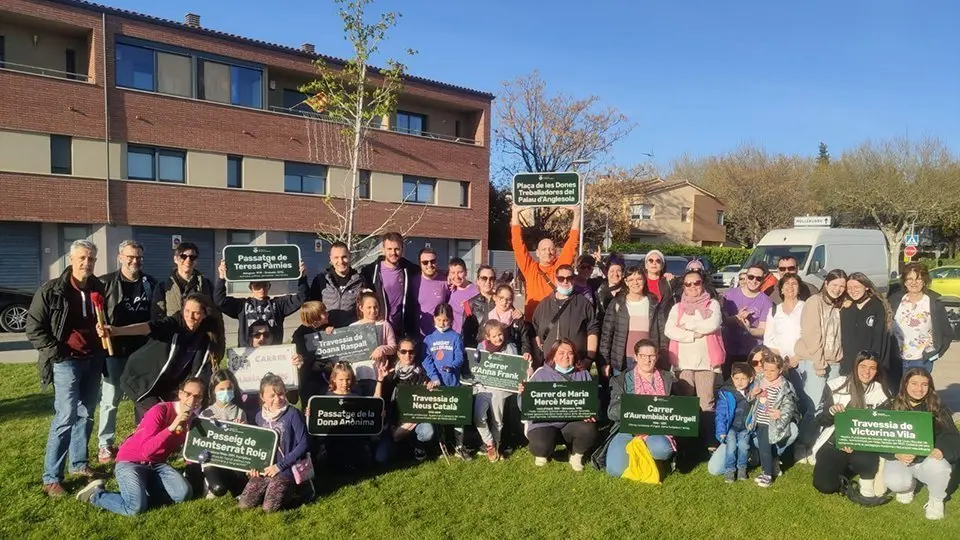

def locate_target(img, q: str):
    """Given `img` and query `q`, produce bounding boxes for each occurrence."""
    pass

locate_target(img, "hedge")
[915,257,960,270]
[609,243,753,268]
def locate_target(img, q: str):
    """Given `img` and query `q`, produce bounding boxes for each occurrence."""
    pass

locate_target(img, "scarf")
[396,364,419,381]
[261,404,288,423]
[680,291,713,318]
[633,367,665,396]
[208,402,243,422]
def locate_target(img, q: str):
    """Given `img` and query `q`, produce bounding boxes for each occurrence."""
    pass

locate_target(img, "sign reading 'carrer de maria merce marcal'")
[513,172,580,207]
[222,244,301,282]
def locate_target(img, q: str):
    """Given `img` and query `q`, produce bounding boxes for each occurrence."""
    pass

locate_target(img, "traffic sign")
[905,234,920,247]
[904,245,918,258]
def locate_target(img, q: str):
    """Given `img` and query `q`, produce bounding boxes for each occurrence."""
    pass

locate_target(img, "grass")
[1,363,958,539]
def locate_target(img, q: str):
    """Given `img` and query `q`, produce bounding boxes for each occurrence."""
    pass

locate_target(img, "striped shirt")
[756,385,781,425]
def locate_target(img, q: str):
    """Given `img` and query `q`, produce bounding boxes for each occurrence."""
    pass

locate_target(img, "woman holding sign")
[521,339,598,472]
[350,291,398,396]
[883,368,960,520]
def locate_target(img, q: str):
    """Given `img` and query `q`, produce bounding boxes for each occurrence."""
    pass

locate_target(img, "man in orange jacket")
[510,203,581,319]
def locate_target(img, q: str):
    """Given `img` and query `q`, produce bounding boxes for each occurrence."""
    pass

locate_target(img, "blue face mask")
[215,389,234,403]
[557,284,574,296]
[555,364,575,374]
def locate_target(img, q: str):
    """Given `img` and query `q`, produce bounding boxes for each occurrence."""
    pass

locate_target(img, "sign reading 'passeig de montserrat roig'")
[513,172,580,207]
[222,244,301,282]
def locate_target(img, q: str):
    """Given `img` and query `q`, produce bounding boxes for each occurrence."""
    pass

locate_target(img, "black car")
[0,288,32,333]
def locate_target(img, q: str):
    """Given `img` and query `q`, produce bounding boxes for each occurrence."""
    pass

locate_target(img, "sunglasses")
[398,349,415,355]
[646,259,663,265]
[179,254,198,261]
[556,275,573,283]
[778,265,797,272]
[478,275,494,281]
[746,275,764,282]
[683,280,703,288]
[420,259,437,266]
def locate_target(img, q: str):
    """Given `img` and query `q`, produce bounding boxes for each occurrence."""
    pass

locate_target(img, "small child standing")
[422,303,469,460]
[751,354,799,488]
[473,320,516,462]
[715,362,755,483]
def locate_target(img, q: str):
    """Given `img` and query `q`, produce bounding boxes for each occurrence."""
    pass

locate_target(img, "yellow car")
[929,266,960,300]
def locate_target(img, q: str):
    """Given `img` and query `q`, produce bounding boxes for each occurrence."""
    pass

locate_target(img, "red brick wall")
[0,174,109,222]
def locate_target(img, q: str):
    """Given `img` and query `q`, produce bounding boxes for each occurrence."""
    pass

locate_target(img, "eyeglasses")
[398,349,415,355]
[478,275,494,281]
[556,275,573,283]
[420,259,437,266]
[636,353,658,360]
[683,280,702,288]
[179,254,199,261]
[646,259,663,265]
[778,265,797,272]
[746,275,764,282]
[122,255,143,261]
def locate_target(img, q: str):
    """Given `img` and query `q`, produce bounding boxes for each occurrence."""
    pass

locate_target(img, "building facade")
[627,181,726,246]
[0,0,492,290]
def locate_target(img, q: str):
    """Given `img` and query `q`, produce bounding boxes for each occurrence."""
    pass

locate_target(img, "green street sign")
[834,408,934,455]
[222,244,301,282]
[520,381,597,421]
[513,172,580,207]
[307,396,384,436]
[305,324,380,363]
[620,395,699,437]
[462,348,528,393]
[183,418,278,472]
[396,385,474,425]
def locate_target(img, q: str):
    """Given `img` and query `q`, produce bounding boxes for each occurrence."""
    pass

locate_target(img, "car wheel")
[0,304,28,333]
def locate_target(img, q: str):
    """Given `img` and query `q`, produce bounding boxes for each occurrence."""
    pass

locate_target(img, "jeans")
[884,457,953,501]
[605,433,674,477]
[707,423,798,475]
[43,356,103,484]
[796,360,827,446]
[98,355,127,449]
[374,423,435,464]
[902,359,935,375]
[723,429,751,472]
[91,461,192,516]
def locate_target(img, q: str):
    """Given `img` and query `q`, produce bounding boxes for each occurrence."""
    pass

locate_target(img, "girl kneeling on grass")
[521,339,598,472]
[375,337,436,464]
[883,368,960,520]
[473,319,518,462]
[238,374,308,512]
[812,351,889,504]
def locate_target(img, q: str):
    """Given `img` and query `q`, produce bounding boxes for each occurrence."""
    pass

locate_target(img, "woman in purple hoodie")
[521,339,598,472]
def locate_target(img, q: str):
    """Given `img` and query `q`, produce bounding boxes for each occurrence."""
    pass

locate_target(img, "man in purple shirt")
[447,257,478,333]
[360,232,420,338]
[414,248,452,336]
[721,263,773,375]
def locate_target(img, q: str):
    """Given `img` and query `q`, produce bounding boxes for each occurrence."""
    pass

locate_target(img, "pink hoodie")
[116,402,188,464]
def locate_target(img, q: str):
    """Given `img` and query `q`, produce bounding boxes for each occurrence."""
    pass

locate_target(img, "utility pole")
[570,158,590,255]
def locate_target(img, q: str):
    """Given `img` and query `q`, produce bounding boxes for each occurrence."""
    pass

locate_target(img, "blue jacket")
[715,381,753,441]
[256,407,308,479]
[422,328,465,387]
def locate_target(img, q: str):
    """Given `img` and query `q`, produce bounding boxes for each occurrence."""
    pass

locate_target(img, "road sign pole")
[578,179,585,255]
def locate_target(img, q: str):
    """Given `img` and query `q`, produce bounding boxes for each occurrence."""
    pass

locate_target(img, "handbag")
[278,447,314,485]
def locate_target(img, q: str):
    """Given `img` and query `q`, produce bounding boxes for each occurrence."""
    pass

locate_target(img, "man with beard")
[360,232,420,338]
[308,241,367,327]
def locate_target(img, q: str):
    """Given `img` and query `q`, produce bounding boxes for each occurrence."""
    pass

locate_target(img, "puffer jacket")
[715,381,753,441]
[751,378,800,443]
[598,293,663,372]
[308,267,367,328]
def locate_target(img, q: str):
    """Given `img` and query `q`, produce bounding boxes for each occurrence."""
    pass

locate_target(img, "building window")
[717,210,725,226]
[227,156,242,188]
[455,120,462,138]
[199,60,262,108]
[282,89,313,113]
[358,170,371,199]
[156,52,192,97]
[284,162,327,194]
[680,206,690,223]
[50,135,72,174]
[0,35,5,67]
[630,204,654,220]
[459,182,469,208]
[402,175,435,204]
[116,43,155,91]
[127,145,186,183]
[228,230,255,244]
[65,49,81,80]
[396,111,427,135]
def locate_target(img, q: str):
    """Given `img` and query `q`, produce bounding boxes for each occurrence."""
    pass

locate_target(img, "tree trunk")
[345,65,367,252]
[880,224,906,278]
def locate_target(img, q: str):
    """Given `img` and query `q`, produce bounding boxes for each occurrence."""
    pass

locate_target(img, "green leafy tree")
[817,142,830,168]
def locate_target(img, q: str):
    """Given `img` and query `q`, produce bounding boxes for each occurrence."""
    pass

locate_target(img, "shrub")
[609,243,753,268]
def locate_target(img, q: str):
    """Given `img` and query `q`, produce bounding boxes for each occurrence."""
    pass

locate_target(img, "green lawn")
[1,363,957,539]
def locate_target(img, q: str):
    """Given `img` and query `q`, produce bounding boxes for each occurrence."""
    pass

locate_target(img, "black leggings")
[813,442,880,494]
[204,466,248,497]
[527,422,598,458]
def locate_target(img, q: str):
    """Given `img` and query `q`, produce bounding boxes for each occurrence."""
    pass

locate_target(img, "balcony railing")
[0,61,90,82]
[268,105,480,146]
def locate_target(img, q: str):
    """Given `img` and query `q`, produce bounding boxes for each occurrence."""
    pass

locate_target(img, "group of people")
[25,207,959,520]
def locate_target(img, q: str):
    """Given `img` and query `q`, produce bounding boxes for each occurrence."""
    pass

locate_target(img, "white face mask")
[557,284,574,296]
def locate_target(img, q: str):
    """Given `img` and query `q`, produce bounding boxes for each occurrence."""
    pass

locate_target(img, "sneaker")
[737,467,748,481]
[896,491,915,505]
[455,446,472,461]
[724,470,736,483]
[569,453,584,472]
[97,446,116,464]
[925,499,945,521]
[42,482,66,497]
[75,479,105,503]
[755,474,773,488]
[485,444,500,462]
[413,446,427,462]
[534,456,548,467]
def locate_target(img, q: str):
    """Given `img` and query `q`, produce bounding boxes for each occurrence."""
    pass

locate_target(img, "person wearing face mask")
[75,377,204,514]
[531,265,600,370]
[839,273,892,377]
[462,265,499,348]
[215,258,308,347]
[101,293,225,423]
[195,370,248,499]
[510,202,581,319]
[308,241,368,328]
[447,257,479,333]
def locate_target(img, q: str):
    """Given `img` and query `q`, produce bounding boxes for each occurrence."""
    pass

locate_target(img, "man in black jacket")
[96,240,157,464]
[214,258,308,347]
[308,241,368,327]
[531,265,600,369]
[152,242,214,319]
[26,239,105,497]
[359,232,420,338]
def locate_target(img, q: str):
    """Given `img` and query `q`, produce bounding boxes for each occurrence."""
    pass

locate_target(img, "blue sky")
[105,0,960,170]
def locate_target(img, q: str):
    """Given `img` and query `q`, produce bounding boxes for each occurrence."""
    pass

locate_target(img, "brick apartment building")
[0,0,492,291]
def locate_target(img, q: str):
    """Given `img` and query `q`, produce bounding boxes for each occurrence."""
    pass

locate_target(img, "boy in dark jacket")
[214,259,308,347]
[715,362,756,482]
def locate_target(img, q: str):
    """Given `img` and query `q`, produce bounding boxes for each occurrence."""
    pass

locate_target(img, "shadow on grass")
[0,392,51,422]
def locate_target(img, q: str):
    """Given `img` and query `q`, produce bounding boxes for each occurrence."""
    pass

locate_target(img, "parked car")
[712,264,742,288]
[0,288,32,333]
[929,266,960,300]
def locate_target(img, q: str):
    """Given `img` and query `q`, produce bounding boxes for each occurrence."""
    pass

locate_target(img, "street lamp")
[569,158,591,255]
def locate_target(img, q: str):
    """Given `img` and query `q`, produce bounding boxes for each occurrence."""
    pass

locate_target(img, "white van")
[743,223,890,292]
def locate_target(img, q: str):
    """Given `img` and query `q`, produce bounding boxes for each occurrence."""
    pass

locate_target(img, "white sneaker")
[569,453,584,472]
[534,457,548,467]
[896,492,915,504]
[859,482,876,498]
[75,479,105,503]
[925,499,945,520]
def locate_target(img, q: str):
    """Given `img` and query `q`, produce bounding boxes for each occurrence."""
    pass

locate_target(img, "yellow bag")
[621,436,661,484]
